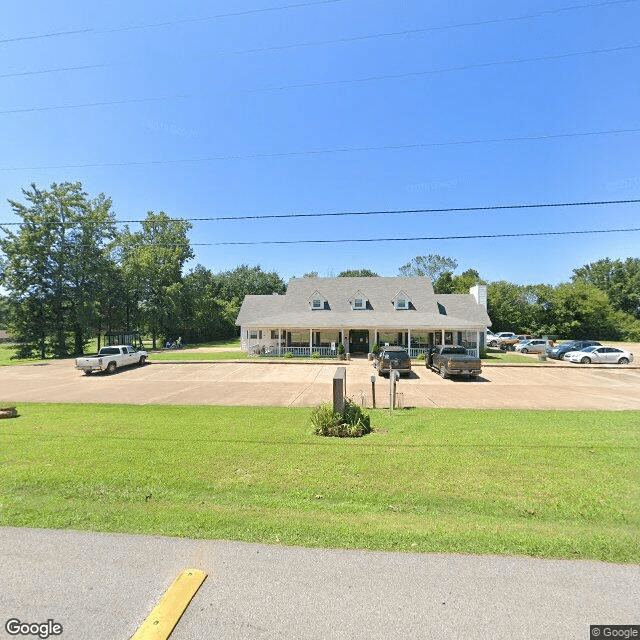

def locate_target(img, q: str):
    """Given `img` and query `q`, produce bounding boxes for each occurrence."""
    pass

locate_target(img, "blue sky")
[1,0,639,285]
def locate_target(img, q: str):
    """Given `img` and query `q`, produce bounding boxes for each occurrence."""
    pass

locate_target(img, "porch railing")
[409,347,479,358]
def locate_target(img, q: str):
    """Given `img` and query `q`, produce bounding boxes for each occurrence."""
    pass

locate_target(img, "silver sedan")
[563,345,634,365]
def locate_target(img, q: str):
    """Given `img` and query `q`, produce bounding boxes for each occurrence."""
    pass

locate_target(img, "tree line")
[1,182,639,357]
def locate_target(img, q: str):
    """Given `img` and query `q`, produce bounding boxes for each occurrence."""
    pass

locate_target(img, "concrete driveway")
[1,357,640,409]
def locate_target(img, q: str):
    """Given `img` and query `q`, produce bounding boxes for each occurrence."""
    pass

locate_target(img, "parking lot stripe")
[130,568,207,639]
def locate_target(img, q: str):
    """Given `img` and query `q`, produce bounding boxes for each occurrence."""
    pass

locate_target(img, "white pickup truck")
[75,345,148,375]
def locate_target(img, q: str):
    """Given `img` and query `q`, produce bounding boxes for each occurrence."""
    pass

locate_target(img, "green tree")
[0,182,117,357]
[572,257,640,315]
[398,254,458,280]
[119,212,193,349]
[302,271,319,278]
[337,269,379,277]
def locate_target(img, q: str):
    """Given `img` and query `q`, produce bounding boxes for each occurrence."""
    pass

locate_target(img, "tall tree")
[398,254,458,280]
[572,257,640,315]
[0,182,117,357]
[119,212,194,349]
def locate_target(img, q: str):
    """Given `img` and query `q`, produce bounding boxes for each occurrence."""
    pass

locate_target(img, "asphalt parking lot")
[1,357,640,410]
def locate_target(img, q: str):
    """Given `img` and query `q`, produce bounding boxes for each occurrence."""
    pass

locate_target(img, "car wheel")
[439,365,448,379]
[139,356,146,366]
[580,357,591,364]
[84,370,93,376]
[106,361,117,374]
[618,357,629,365]
[521,348,528,354]
[489,340,497,347]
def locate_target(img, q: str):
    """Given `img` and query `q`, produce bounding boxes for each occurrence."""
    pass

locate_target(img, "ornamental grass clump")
[312,399,371,438]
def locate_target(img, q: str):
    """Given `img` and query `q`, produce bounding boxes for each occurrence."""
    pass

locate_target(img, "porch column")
[278,328,282,356]
[309,329,313,356]
[441,329,445,345]
[476,330,480,356]
[342,328,348,352]
[407,329,411,353]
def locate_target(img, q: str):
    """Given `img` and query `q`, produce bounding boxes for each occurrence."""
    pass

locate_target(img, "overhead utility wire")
[1,0,636,79]
[199,227,640,246]
[2,42,637,114]
[1,127,638,172]
[0,0,346,44]
[1,199,638,227]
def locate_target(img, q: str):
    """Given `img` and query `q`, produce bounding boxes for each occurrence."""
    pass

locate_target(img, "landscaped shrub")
[337,343,346,355]
[416,352,425,361]
[312,399,371,438]
[284,351,294,359]
[371,343,380,355]
[312,351,321,359]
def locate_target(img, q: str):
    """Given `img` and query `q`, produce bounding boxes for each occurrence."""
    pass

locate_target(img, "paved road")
[1,358,640,409]
[1,527,638,640]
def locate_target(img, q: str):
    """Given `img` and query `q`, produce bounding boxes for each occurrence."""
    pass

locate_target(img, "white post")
[476,330,480,356]
[407,329,411,355]
[309,328,313,356]
[441,329,445,345]
[278,328,282,356]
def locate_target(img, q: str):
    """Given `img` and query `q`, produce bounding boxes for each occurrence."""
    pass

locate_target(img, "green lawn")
[0,403,637,563]
[150,350,247,361]
[0,343,49,366]
[482,351,541,364]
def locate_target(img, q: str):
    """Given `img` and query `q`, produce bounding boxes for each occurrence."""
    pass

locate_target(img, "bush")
[371,342,380,355]
[311,351,321,359]
[284,351,294,359]
[312,399,371,438]
[337,343,346,355]
[416,352,425,361]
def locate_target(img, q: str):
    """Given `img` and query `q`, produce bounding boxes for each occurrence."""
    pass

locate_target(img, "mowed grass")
[482,351,540,364]
[0,343,49,366]
[150,351,247,361]
[0,404,638,563]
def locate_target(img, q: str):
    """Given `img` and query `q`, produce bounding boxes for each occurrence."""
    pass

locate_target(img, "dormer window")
[348,289,369,310]
[308,290,328,310]
[392,289,412,310]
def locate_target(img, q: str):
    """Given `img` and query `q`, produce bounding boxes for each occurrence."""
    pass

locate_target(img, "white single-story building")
[236,276,491,357]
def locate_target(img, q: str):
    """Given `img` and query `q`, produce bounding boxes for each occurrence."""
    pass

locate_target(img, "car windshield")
[580,346,598,352]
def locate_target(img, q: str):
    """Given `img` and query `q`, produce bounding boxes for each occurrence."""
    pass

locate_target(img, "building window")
[354,298,363,309]
[249,330,258,339]
[312,299,322,309]
[396,298,407,309]
[271,330,279,340]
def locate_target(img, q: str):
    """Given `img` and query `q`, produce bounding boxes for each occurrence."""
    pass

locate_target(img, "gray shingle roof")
[236,277,490,329]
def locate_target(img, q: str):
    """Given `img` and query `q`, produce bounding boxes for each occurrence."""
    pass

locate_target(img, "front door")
[349,330,370,354]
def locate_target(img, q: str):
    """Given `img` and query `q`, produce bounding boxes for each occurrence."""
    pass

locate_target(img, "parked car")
[487,331,516,347]
[563,345,634,365]
[426,345,481,379]
[514,339,548,354]
[75,345,148,374]
[546,340,601,360]
[374,346,412,377]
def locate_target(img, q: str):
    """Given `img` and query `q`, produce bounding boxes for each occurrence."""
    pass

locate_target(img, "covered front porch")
[241,326,481,358]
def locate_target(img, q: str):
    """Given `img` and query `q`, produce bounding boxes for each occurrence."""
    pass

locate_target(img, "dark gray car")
[375,346,412,377]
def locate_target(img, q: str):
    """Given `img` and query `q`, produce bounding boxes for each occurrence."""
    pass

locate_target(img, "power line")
[1,127,639,172]
[197,227,640,245]
[0,0,346,44]
[1,198,638,227]
[2,0,636,79]
[2,42,638,114]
